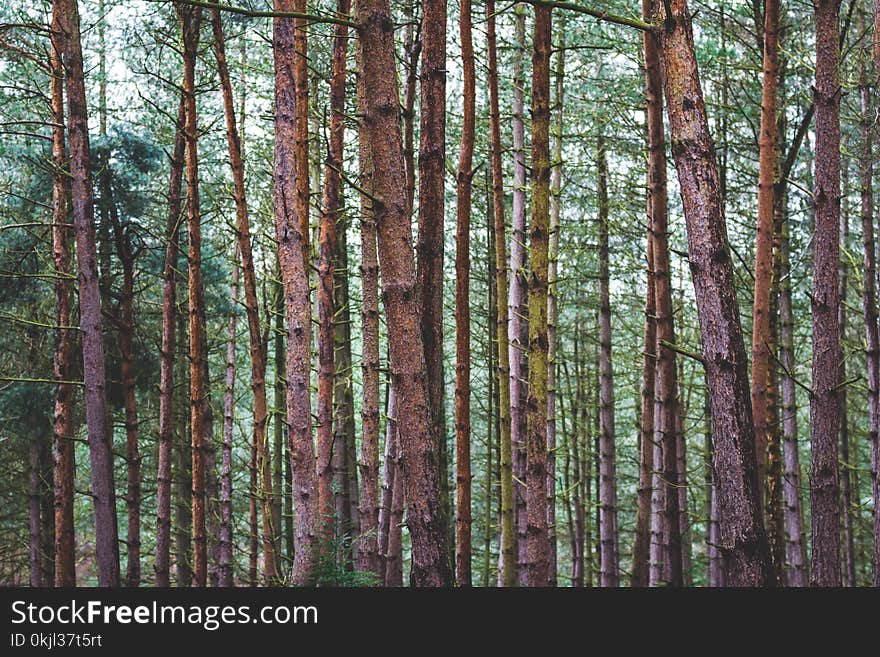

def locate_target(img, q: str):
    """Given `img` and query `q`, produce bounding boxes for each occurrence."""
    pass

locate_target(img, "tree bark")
[317,0,350,551]
[58,0,120,587]
[510,4,529,585]
[750,0,780,513]
[416,0,452,577]
[356,41,381,576]
[486,0,515,588]
[49,2,76,586]
[546,25,564,588]
[596,132,619,587]
[859,29,880,588]
[809,0,843,588]
[454,0,475,587]
[273,0,319,586]
[218,251,239,587]
[356,0,452,586]
[653,0,774,586]
[210,6,272,584]
[525,4,552,588]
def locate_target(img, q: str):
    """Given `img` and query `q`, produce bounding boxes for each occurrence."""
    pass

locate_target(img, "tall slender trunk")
[810,0,843,587]
[108,195,140,587]
[635,2,661,586]
[859,26,880,587]
[751,0,780,511]
[218,251,239,587]
[317,0,351,550]
[706,387,725,586]
[28,413,43,587]
[546,25,564,589]
[454,0,475,587]
[156,96,186,588]
[272,285,289,576]
[525,5,552,588]
[58,0,120,587]
[486,0,515,588]
[778,188,808,586]
[510,4,529,585]
[633,231,655,588]
[176,2,210,588]
[416,0,451,577]
[356,43,381,577]
[210,6,271,584]
[357,0,452,586]
[839,158,856,586]
[653,0,773,586]
[485,184,497,587]
[273,1,319,585]
[596,132,618,587]
[49,3,76,586]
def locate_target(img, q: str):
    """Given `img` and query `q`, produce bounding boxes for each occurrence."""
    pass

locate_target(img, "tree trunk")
[778,188,809,587]
[810,0,843,588]
[839,158,856,587]
[416,0,451,578]
[155,95,186,588]
[219,253,239,587]
[210,5,271,584]
[356,44,381,577]
[525,5,552,588]
[596,132,619,587]
[356,0,452,586]
[317,0,350,551]
[633,231,655,588]
[384,390,404,586]
[750,0,779,511]
[546,25,564,589]
[49,2,76,586]
[58,0,120,587]
[510,4,529,586]
[108,193,140,588]
[175,2,210,588]
[454,0,475,587]
[273,0,319,586]
[486,0,515,588]
[859,29,880,587]
[653,0,774,586]
[175,308,193,587]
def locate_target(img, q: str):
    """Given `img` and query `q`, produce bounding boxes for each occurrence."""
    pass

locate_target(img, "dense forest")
[0,0,877,588]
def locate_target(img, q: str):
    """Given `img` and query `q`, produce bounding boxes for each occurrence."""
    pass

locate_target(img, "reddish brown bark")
[356,42,381,577]
[274,1,319,585]
[218,252,239,588]
[107,188,140,587]
[210,6,272,583]
[750,0,780,510]
[653,0,773,586]
[646,12,681,587]
[525,5,552,588]
[317,0,350,547]
[356,0,452,586]
[486,0,515,588]
[175,2,209,588]
[454,0,475,587]
[155,96,185,588]
[810,0,843,588]
[58,0,120,587]
[49,2,76,587]
[416,0,450,573]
